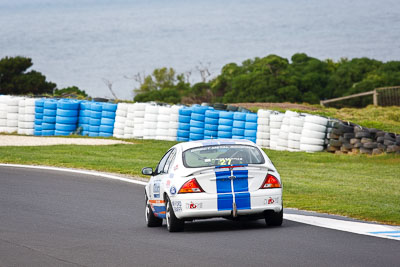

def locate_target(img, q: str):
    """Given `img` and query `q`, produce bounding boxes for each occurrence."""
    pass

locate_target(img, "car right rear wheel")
[265,208,283,227]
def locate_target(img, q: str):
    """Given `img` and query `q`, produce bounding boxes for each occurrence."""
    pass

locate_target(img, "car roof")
[177,139,257,151]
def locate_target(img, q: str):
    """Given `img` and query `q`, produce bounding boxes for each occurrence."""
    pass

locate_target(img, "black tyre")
[361,137,373,144]
[343,132,355,139]
[165,196,184,232]
[363,142,378,149]
[372,148,384,155]
[329,139,342,147]
[384,133,396,142]
[145,193,163,227]
[331,128,343,136]
[377,136,385,143]
[350,138,360,145]
[265,208,283,227]
[384,139,396,146]
[338,122,355,133]
[342,143,353,150]
[360,147,372,155]
[226,105,238,111]
[355,131,371,139]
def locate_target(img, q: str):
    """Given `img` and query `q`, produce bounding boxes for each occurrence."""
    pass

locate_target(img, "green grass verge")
[0,139,399,225]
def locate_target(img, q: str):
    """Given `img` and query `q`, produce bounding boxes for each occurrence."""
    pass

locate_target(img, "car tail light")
[260,174,281,189]
[179,178,204,194]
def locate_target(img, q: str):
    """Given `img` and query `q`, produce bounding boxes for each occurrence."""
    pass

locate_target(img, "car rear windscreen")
[183,145,265,168]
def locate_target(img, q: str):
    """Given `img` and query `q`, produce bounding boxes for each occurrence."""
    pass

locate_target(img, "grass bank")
[0,138,399,225]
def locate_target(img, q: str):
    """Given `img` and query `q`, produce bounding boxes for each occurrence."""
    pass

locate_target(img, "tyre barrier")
[190,106,209,141]
[142,104,158,140]
[34,99,45,136]
[256,109,271,148]
[54,99,80,136]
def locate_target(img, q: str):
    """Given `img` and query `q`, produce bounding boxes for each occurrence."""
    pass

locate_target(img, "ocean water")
[1,0,399,99]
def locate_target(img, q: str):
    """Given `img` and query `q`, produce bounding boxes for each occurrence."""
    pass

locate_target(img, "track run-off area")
[0,164,399,266]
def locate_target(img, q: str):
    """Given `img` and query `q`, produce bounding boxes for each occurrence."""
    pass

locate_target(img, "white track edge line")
[1,163,398,241]
[0,163,147,186]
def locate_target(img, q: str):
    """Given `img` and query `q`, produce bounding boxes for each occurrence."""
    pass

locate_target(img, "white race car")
[142,139,283,232]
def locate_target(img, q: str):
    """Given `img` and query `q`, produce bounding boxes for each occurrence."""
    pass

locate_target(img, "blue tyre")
[244,129,257,137]
[193,107,208,114]
[42,130,55,136]
[204,124,218,131]
[218,131,232,138]
[90,111,102,119]
[43,109,57,116]
[177,129,190,138]
[35,119,43,125]
[218,125,232,132]
[179,108,192,116]
[232,128,245,136]
[244,137,256,143]
[178,123,190,131]
[190,120,204,128]
[81,131,89,136]
[219,111,234,119]
[232,135,245,139]
[99,125,114,133]
[189,132,204,140]
[178,115,191,123]
[177,137,189,142]
[245,122,258,130]
[89,132,99,137]
[102,103,118,112]
[79,117,90,124]
[55,130,72,136]
[246,113,258,122]
[43,116,56,123]
[43,100,57,109]
[233,120,245,128]
[79,124,90,131]
[190,126,204,134]
[35,106,44,113]
[204,117,218,125]
[99,132,113,137]
[57,100,79,110]
[191,113,205,121]
[101,118,115,126]
[89,118,101,126]
[233,112,246,121]
[205,110,219,118]
[79,110,91,117]
[204,130,218,137]
[34,125,42,131]
[35,113,43,119]
[35,99,44,107]
[56,123,76,131]
[219,118,233,126]
[80,102,92,110]
[56,116,78,124]
[34,130,42,136]
[101,111,116,119]
[91,103,103,112]
[89,125,100,132]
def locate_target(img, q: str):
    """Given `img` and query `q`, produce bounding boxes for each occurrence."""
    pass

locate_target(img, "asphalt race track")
[0,166,399,266]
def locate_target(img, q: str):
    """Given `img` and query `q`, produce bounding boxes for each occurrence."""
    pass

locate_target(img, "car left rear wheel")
[145,193,162,227]
[166,196,184,232]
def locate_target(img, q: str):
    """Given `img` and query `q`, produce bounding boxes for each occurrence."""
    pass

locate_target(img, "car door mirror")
[142,167,153,176]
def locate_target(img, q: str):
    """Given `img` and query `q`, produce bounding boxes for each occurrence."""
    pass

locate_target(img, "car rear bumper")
[170,188,282,219]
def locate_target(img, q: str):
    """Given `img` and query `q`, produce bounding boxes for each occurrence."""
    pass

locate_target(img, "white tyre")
[277,138,288,147]
[270,128,280,135]
[304,115,328,126]
[257,125,269,132]
[25,99,36,106]
[300,136,325,146]
[144,121,157,129]
[270,121,282,129]
[8,98,20,106]
[25,106,35,114]
[169,121,179,129]
[168,128,177,137]
[157,121,169,129]
[285,110,299,117]
[257,118,269,125]
[270,114,284,122]
[158,107,171,114]
[261,139,270,147]
[124,126,134,134]
[125,120,134,127]
[257,109,271,118]
[257,132,270,139]
[269,140,277,150]
[24,114,35,122]
[158,114,170,122]
[133,129,144,137]
[7,120,18,127]
[0,111,7,119]
[280,124,290,132]
[170,105,181,114]
[127,105,136,113]
[278,131,289,139]
[5,126,18,133]
[303,122,326,133]
[113,134,125,139]
[117,103,129,111]
[134,110,145,118]
[144,113,158,122]
[116,109,127,117]
[7,106,19,113]
[282,117,291,126]
[113,128,124,135]
[126,112,135,120]
[115,116,127,124]
[287,148,301,152]
[156,129,169,136]
[18,107,25,114]
[289,125,303,134]
[256,139,262,146]
[170,113,179,122]
[114,122,125,130]
[301,129,326,139]
[288,132,301,141]
[288,140,301,149]
[145,105,159,114]
[290,117,304,127]
[275,145,287,151]
[300,144,324,152]
[133,117,145,124]
[133,103,147,111]
[0,119,6,126]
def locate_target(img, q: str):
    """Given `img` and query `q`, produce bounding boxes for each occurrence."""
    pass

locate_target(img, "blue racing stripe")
[153,205,166,219]
[215,167,251,211]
